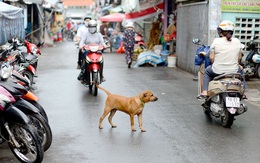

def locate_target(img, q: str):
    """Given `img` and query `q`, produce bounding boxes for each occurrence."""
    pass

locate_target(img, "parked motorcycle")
[22,39,42,70]
[0,77,48,122]
[135,32,146,50]
[2,38,36,85]
[103,36,112,53]
[193,38,247,128]
[0,86,44,163]
[81,44,104,96]
[241,34,260,79]
[0,48,34,90]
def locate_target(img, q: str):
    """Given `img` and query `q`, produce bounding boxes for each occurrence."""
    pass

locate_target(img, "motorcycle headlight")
[89,45,99,52]
[0,94,12,110]
[0,63,13,79]
[86,56,103,63]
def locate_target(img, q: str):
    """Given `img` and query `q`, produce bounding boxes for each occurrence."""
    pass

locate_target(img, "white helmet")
[88,20,97,27]
[88,20,97,34]
[125,22,134,28]
[218,20,234,31]
[252,54,260,63]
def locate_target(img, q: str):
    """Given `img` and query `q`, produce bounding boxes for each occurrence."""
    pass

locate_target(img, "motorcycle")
[22,39,42,71]
[2,38,37,85]
[241,34,260,79]
[81,44,104,96]
[0,86,44,163]
[102,36,112,53]
[135,32,146,50]
[0,48,34,90]
[193,38,247,128]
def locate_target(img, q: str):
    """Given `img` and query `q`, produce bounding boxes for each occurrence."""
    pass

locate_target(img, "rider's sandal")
[242,94,247,99]
[196,94,208,100]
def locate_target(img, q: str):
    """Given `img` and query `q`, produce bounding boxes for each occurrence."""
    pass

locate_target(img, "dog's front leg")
[138,112,146,132]
[130,115,136,132]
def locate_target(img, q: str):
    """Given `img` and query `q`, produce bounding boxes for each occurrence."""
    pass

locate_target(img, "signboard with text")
[221,0,260,13]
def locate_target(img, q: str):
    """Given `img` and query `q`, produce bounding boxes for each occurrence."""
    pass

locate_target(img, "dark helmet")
[84,16,92,21]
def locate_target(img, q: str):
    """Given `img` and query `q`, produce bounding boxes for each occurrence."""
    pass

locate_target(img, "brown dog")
[96,84,158,132]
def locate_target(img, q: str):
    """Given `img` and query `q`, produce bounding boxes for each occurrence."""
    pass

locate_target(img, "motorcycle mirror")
[192,38,200,44]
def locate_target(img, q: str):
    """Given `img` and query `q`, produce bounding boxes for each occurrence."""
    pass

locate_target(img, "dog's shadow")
[104,128,144,145]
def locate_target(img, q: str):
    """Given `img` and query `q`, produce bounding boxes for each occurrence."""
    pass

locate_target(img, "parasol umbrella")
[99,13,125,22]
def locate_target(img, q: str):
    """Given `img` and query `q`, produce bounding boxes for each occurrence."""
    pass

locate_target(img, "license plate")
[226,97,240,107]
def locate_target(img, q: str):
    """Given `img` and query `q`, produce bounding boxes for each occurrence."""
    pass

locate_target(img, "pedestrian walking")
[122,22,135,68]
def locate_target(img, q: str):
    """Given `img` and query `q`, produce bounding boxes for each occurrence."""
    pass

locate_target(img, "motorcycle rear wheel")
[27,113,52,151]
[256,65,260,78]
[221,109,234,128]
[28,100,49,122]
[8,123,44,163]
[23,71,34,85]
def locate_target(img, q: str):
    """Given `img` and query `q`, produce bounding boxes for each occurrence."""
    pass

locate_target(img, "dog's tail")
[95,83,111,96]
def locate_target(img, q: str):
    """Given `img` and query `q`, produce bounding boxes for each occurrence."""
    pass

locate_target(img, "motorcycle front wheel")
[221,109,234,128]
[8,123,44,163]
[89,72,98,96]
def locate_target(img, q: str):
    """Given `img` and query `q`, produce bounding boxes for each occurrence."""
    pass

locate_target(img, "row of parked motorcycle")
[0,37,52,162]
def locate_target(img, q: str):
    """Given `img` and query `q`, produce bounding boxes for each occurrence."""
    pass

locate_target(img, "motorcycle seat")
[213,73,243,81]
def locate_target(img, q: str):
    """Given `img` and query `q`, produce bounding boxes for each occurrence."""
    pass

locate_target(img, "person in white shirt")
[76,17,91,69]
[78,20,107,83]
[197,20,246,99]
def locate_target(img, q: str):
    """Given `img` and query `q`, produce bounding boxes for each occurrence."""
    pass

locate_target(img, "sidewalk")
[246,78,260,106]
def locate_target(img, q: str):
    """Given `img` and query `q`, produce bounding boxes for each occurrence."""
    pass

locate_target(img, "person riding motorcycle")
[197,20,247,99]
[76,16,92,69]
[78,20,107,83]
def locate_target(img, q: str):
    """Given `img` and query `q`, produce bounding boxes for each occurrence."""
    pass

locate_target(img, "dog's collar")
[139,95,145,106]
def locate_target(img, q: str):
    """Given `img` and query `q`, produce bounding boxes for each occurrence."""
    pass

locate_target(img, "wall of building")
[222,12,260,55]
[176,2,208,74]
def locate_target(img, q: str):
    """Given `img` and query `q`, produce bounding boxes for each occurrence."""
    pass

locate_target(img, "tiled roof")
[63,0,94,7]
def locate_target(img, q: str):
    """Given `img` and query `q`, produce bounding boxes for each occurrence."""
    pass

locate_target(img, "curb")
[246,78,260,106]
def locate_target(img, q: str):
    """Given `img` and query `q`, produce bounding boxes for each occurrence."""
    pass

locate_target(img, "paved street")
[1,41,260,163]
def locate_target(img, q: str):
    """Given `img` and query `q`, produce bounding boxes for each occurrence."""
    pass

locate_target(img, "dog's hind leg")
[99,107,111,129]
[108,109,117,128]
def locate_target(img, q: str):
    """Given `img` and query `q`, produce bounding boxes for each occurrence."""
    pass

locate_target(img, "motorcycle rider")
[197,20,247,99]
[76,16,91,69]
[78,20,107,83]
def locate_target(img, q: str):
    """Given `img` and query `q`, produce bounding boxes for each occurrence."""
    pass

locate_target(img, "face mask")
[85,22,89,27]
[89,27,97,34]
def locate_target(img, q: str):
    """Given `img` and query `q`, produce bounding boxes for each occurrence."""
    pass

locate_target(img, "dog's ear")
[143,92,147,97]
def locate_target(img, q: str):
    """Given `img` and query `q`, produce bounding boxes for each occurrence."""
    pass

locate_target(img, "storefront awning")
[109,5,123,13]
[125,2,164,22]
